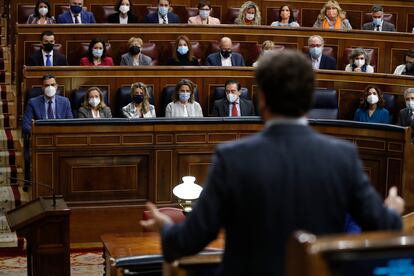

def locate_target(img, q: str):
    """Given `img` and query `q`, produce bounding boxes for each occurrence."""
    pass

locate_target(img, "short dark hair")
[371,4,383,13]
[279,5,295,24]
[42,74,56,82]
[224,80,241,91]
[255,50,314,117]
[40,30,54,40]
[406,48,414,58]
[34,0,52,18]
[115,0,133,13]
[197,0,211,9]
[87,37,108,63]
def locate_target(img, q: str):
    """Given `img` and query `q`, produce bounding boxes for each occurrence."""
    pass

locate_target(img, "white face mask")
[44,86,56,97]
[119,4,130,14]
[367,94,379,105]
[245,13,255,21]
[226,93,238,103]
[89,97,100,107]
[354,59,365,68]
[38,7,48,16]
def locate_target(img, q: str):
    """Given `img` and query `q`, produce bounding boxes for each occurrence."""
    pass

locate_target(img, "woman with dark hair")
[188,0,220,25]
[165,79,203,117]
[270,5,299,27]
[108,0,139,24]
[80,38,114,66]
[167,35,199,66]
[78,87,112,118]
[26,0,55,24]
[354,85,390,124]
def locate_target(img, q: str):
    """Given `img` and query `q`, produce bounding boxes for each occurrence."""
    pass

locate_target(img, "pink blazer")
[188,15,220,25]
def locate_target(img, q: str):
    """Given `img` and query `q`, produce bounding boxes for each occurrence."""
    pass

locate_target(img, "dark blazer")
[78,106,112,118]
[212,98,255,116]
[397,108,413,127]
[161,124,402,276]
[22,95,73,134]
[205,52,246,66]
[144,12,180,23]
[56,10,96,24]
[28,50,69,66]
[363,21,396,32]
[308,54,337,70]
[108,12,138,23]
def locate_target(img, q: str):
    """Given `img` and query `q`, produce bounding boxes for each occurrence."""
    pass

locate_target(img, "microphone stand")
[10,177,57,207]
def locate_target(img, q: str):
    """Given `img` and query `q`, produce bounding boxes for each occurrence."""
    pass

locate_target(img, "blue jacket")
[354,107,390,124]
[56,10,96,24]
[22,95,73,134]
[205,52,246,66]
[144,12,180,23]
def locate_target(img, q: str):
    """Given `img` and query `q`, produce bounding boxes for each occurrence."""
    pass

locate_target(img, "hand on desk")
[385,186,405,215]
[140,202,173,232]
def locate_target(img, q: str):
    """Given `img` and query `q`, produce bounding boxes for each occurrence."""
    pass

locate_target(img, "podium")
[6,196,71,276]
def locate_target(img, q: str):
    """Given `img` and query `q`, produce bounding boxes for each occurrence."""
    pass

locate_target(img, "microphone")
[9,176,58,207]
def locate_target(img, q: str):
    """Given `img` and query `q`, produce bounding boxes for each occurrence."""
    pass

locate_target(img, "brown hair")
[359,85,385,109]
[172,35,195,62]
[83,86,107,110]
[172,79,195,103]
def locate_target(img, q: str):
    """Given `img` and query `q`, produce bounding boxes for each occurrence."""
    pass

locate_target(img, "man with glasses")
[307,35,336,70]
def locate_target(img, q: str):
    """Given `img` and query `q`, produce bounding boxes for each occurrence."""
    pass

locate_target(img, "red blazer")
[80,56,114,66]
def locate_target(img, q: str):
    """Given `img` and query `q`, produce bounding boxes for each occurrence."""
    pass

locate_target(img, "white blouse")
[165,101,203,117]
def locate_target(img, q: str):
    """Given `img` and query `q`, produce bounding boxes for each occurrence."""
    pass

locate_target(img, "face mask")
[309,47,322,59]
[406,100,414,110]
[44,86,56,97]
[38,7,48,16]
[354,59,365,68]
[226,93,238,103]
[92,49,103,58]
[159,6,169,16]
[129,46,140,55]
[177,46,189,55]
[373,18,383,26]
[367,94,379,105]
[43,43,54,53]
[89,97,100,107]
[199,10,209,19]
[119,4,130,14]
[406,63,414,74]
[70,5,82,14]
[245,13,255,21]
[221,50,231,59]
[179,92,191,102]
[133,95,144,104]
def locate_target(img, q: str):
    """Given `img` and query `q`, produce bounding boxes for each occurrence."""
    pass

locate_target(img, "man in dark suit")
[307,35,336,70]
[28,31,69,66]
[205,37,246,66]
[22,75,73,135]
[397,88,414,142]
[144,0,180,24]
[141,50,403,276]
[363,5,396,32]
[212,80,255,116]
[56,0,96,24]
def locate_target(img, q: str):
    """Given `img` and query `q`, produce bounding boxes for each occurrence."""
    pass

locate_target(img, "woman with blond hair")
[234,1,261,25]
[120,37,152,66]
[313,0,352,31]
[78,87,112,118]
[122,82,156,118]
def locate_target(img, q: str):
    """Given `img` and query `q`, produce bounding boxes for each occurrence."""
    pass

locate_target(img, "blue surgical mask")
[406,100,414,110]
[179,92,191,102]
[92,49,103,58]
[309,47,322,59]
[159,6,169,16]
[199,10,210,19]
[70,5,82,14]
[177,46,189,55]
[373,18,383,26]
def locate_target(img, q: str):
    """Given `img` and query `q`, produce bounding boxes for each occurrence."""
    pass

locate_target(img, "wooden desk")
[101,232,224,276]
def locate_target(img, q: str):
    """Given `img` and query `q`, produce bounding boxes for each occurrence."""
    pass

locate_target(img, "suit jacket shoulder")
[144,13,157,23]
[168,12,180,23]
[239,98,255,115]
[206,52,220,66]
[28,50,43,66]
[320,54,337,70]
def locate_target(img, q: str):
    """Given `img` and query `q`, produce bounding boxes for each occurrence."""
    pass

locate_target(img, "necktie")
[162,16,167,24]
[74,15,80,24]
[45,54,52,66]
[231,102,238,117]
[48,100,54,119]
[375,25,380,31]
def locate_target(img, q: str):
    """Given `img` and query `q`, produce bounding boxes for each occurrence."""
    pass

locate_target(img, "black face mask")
[43,43,54,53]
[405,63,414,75]
[221,50,231,58]
[129,46,141,56]
[133,95,144,104]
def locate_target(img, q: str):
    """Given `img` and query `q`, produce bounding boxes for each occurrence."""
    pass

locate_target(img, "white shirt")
[71,12,82,24]
[119,15,128,24]
[311,56,321,70]
[345,64,374,73]
[42,49,54,66]
[393,64,406,75]
[220,54,232,66]
[158,14,168,24]
[91,109,100,118]
[165,101,203,117]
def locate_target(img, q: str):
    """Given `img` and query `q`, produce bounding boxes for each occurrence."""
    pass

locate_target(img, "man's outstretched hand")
[140,202,174,232]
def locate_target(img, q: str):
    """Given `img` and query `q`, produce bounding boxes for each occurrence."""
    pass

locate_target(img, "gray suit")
[397,108,414,142]
[77,106,112,118]
[363,21,396,31]
[120,53,152,66]
[212,98,255,116]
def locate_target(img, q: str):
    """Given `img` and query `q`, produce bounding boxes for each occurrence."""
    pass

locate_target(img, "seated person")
[80,38,114,66]
[363,5,396,32]
[78,87,112,118]
[354,85,390,124]
[144,0,180,24]
[165,79,203,117]
[26,0,56,24]
[270,4,300,27]
[120,37,152,66]
[234,1,261,25]
[188,0,220,25]
[56,0,96,24]
[28,30,69,66]
[307,35,336,70]
[253,40,276,67]
[393,48,414,76]
[205,37,246,66]
[397,88,414,142]
[122,82,156,118]
[313,0,352,31]
[22,74,73,135]
[212,80,255,117]
[345,48,374,73]
[108,0,139,24]
[167,35,200,66]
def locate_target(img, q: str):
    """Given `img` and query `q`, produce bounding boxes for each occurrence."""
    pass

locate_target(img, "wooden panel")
[177,151,214,186]
[34,152,54,196]
[156,150,173,203]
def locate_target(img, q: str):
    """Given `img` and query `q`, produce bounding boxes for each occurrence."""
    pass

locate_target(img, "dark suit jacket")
[28,50,69,66]
[161,124,401,276]
[212,98,255,116]
[397,108,413,127]
[77,106,112,118]
[363,21,396,32]
[56,10,96,24]
[108,12,138,23]
[22,95,73,134]
[205,52,246,66]
[144,12,180,23]
[308,54,337,70]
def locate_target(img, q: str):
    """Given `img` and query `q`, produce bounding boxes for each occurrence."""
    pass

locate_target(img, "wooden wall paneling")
[33,152,54,197]
[155,150,174,203]
[176,149,214,186]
